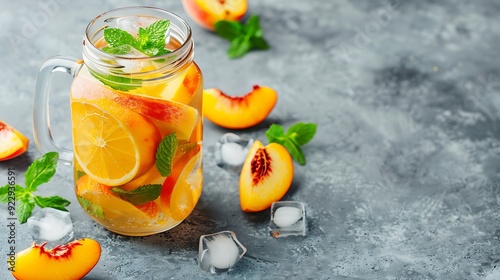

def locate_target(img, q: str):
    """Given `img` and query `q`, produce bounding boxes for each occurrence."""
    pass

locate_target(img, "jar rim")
[84,6,192,61]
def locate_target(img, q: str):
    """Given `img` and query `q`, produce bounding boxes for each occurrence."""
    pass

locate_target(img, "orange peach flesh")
[182,0,247,30]
[0,120,29,161]
[239,140,294,212]
[203,85,278,129]
[10,238,101,280]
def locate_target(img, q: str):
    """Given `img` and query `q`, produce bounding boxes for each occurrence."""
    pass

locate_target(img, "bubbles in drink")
[215,133,254,172]
[199,231,247,274]
[269,201,307,238]
[27,208,74,248]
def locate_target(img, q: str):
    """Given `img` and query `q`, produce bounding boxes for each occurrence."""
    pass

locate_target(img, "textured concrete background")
[1,0,500,279]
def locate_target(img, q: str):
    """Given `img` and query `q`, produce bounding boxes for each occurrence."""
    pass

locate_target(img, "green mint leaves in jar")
[102,19,172,57]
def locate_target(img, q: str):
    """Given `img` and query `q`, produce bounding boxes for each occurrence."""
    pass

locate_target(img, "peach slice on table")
[0,120,29,161]
[239,140,294,212]
[182,0,248,30]
[203,85,278,129]
[9,238,101,280]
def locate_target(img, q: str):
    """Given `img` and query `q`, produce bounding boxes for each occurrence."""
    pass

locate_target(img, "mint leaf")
[266,122,317,165]
[111,184,162,205]
[25,151,59,192]
[250,37,270,50]
[78,197,105,220]
[0,185,9,203]
[76,170,86,180]
[102,45,132,55]
[228,36,252,58]
[244,15,263,37]
[214,15,269,59]
[214,20,243,41]
[102,19,171,58]
[265,124,286,144]
[156,133,178,176]
[34,195,70,211]
[0,152,71,223]
[17,195,35,224]
[284,138,306,165]
[1,184,26,204]
[286,122,317,146]
[89,69,142,91]
[103,28,138,48]
[143,19,170,49]
[142,47,170,57]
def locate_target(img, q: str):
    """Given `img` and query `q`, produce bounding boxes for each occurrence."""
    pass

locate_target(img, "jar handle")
[33,56,82,165]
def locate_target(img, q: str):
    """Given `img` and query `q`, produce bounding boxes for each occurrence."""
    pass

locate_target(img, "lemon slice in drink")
[71,98,161,186]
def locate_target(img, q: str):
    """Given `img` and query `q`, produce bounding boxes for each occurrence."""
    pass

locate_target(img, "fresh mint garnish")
[89,69,142,92]
[78,197,105,220]
[96,19,171,91]
[266,122,317,165]
[102,19,171,57]
[0,152,71,223]
[24,151,59,192]
[111,184,162,206]
[214,15,270,59]
[156,133,178,177]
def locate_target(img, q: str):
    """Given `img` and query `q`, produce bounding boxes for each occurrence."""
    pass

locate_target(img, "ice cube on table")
[269,201,307,238]
[215,133,254,172]
[27,208,74,248]
[199,231,247,274]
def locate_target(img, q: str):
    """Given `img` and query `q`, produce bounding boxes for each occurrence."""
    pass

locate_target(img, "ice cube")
[269,201,307,238]
[27,208,74,248]
[215,133,254,172]
[116,16,140,34]
[199,231,247,274]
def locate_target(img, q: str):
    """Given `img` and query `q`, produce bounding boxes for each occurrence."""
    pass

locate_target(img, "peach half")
[182,0,248,30]
[203,85,277,129]
[10,238,101,280]
[239,140,294,212]
[0,120,29,161]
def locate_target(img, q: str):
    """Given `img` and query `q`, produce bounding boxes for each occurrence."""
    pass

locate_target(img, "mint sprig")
[156,133,178,177]
[78,197,105,220]
[111,184,162,206]
[102,19,171,57]
[89,69,142,92]
[0,152,71,223]
[266,122,317,165]
[214,15,270,59]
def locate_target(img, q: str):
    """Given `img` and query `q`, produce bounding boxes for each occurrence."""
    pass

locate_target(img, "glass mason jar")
[33,7,203,236]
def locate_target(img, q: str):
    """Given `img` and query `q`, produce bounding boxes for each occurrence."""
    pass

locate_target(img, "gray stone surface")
[1,0,500,279]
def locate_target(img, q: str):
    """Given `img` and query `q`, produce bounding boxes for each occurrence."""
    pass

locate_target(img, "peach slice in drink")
[169,63,203,104]
[160,146,202,220]
[76,175,161,223]
[111,94,200,140]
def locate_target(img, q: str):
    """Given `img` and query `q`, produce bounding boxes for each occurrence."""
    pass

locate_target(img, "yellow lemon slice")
[71,98,161,186]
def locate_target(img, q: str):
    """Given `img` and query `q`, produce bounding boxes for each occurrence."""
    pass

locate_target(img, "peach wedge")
[239,140,294,212]
[0,120,29,161]
[182,0,248,30]
[10,238,101,280]
[203,85,277,129]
